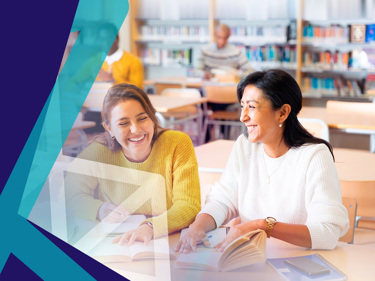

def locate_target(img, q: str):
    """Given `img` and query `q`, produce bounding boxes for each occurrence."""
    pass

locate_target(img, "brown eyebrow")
[115,112,147,122]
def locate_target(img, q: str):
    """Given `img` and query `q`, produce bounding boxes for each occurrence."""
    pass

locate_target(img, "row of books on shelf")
[303,50,349,71]
[303,24,349,44]
[139,24,292,45]
[303,23,375,44]
[302,48,374,71]
[228,25,288,44]
[245,45,296,66]
[139,25,209,42]
[365,73,375,95]
[140,48,192,67]
[302,76,364,98]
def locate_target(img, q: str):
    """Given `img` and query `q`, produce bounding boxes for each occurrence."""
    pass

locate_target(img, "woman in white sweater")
[176,69,349,253]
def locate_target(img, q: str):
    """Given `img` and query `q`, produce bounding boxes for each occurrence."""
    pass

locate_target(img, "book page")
[175,248,222,271]
[175,229,266,272]
[130,239,175,260]
[180,227,227,248]
[86,236,133,263]
[219,229,266,271]
[85,236,174,263]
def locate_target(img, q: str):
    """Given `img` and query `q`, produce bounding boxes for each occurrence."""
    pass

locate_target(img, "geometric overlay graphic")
[0,1,129,279]
[28,155,171,281]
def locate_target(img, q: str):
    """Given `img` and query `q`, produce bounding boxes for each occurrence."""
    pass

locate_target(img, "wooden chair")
[340,180,375,230]
[83,82,113,109]
[63,113,91,156]
[202,82,244,141]
[211,68,239,83]
[298,118,330,142]
[153,81,185,95]
[326,100,375,152]
[215,74,239,83]
[339,197,357,244]
[160,88,203,144]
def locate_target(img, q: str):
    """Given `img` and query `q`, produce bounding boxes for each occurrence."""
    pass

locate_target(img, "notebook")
[267,253,347,281]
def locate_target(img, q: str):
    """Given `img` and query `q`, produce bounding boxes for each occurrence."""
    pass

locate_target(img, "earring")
[279,124,282,128]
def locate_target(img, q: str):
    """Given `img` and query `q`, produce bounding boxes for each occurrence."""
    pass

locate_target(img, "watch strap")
[265,217,277,238]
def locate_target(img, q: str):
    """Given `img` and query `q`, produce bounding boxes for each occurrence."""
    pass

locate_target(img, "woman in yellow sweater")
[65,83,201,244]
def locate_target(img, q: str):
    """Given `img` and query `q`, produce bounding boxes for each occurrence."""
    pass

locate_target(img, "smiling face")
[240,85,288,154]
[104,99,155,163]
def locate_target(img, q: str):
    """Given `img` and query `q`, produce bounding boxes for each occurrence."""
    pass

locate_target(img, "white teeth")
[129,135,145,142]
[247,125,256,132]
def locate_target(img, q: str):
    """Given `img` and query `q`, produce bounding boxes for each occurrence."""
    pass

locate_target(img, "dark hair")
[237,69,334,159]
[92,83,167,151]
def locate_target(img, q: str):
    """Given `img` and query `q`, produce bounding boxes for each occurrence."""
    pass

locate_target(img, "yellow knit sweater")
[65,130,201,238]
[100,51,144,89]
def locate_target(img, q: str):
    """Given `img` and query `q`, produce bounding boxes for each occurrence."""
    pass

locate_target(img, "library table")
[82,89,207,115]
[144,76,205,89]
[100,227,375,281]
[194,140,375,182]
[300,106,375,152]
[300,106,375,132]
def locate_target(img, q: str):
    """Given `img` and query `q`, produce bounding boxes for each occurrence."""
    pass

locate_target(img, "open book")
[87,236,176,263]
[175,229,267,272]
[180,227,228,248]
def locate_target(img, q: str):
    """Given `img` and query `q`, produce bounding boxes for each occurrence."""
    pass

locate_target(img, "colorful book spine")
[141,48,192,67]
[303,24,349,44]
[245,45,296,69]
[302,76,363,97]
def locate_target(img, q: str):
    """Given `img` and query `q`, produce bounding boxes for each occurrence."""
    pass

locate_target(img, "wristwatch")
[144,221,154,239]
[145,221,153,229]
[265,217,277,238]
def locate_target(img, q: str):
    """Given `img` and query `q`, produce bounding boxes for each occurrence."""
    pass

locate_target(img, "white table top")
[100,228,375,281]
[195,140,375,181]
[300,106,375,132]
[149,95,207,113]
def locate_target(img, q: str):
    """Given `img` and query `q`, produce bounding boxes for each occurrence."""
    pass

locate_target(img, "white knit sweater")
[197,43,251,73]
[200,134,349,250]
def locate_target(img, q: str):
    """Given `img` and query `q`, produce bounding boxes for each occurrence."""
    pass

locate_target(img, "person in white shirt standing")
[176,69,349,253]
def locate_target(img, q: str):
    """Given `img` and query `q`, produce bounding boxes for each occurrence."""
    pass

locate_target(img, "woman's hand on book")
[215,219,263,252]
[97,202,129,222]
[112,224,154,246]
[175,224,206,254]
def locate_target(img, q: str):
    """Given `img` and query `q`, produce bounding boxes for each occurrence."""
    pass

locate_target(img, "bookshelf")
[297,0,375,103]
[129,0,375,102]
[129,0,212,79]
